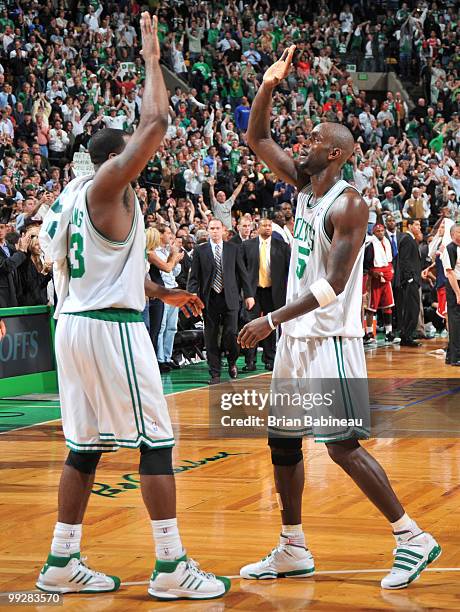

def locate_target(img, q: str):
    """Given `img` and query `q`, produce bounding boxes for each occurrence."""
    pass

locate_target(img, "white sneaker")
[240,535,315,580]
[36,553,120,594]
[148,554,230,600]
[381,532,441,590]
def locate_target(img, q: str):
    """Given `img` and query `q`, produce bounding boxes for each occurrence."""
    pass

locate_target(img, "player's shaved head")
[89,128,129,167]
[298,121,355,176]
[321,122,355,164]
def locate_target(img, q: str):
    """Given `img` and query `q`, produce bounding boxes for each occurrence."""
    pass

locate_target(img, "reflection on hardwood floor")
[1,339,459,610]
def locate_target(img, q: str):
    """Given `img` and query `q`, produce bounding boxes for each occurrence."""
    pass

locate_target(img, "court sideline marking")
[121,566,460,584]
[1,566,457,595]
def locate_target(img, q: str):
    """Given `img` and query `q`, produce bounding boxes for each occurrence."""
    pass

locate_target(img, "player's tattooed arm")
[238,191,367,348]
[246,47,310,191]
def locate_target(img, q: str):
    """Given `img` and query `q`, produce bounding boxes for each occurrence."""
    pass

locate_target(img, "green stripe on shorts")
[333,336,351,420]
[338,337,356,420]
[124,323,147,435]
[118,322,142,436]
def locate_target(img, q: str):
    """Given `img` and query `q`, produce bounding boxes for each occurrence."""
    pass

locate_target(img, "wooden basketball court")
[1,339,459,610]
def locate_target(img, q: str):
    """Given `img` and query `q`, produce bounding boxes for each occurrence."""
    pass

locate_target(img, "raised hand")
[17,234,31,253]
[140,12,160,62]
[263,45,296,88]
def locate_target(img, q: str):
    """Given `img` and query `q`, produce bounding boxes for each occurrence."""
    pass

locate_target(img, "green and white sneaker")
[36,552,120,594]
[240,535,315,580]
[148,554,231,600]
[381,532,441,590]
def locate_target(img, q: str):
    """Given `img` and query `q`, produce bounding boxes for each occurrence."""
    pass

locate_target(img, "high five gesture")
[140,12,161,62]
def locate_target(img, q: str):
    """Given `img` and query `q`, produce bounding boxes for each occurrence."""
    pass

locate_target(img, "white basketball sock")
[51,522,82,557]
[390,513,422,539]
[385,325,392,333]
[366,326,373,334]
[152,518,184,560]
[281,524,306,547]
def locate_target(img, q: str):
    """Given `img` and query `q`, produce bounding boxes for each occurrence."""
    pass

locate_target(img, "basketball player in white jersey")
[238,46,440,590]
[36,14,229,601]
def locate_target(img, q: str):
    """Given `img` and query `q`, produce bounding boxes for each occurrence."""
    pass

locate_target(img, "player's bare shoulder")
[324,187,367,242]
[330,188,368,228]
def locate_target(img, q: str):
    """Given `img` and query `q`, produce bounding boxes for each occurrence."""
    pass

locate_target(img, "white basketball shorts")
[56,310,174,452]
[269,334,370,442]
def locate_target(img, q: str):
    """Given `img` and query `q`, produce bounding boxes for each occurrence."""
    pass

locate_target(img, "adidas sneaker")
[148,554,230,600]
[36,553,120,594]
[381,531,441,589]
[240,535,315,580]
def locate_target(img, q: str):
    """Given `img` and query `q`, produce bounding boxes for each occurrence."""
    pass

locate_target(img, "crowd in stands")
[0,0,459,366]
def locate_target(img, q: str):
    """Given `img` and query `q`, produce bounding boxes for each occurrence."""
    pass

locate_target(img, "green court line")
[0,403,62,432]
[0,357,268,433]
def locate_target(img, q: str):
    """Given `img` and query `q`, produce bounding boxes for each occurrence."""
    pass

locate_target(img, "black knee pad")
[268,436,303,466]
[139,443,173,475]
[65,450,102,474]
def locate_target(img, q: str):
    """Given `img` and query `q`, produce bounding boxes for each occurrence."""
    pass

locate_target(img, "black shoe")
[242,362,257,372]
[445,356,451,365]
[265,362,274,371]
[363,332,377,346]
[400,338,422,347]
[208,376,221,385]
[385,332,401,344]
[166,361,181,369]
[158,362,171,373]
[451,361,460,367]
[228,364,238,379]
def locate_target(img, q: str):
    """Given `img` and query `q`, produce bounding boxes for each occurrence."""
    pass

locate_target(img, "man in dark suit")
[242,218,290,370]
[188,218,254,383]
[0,221,29,308]
[230,216,252,247]
[230,216,253,365]
[385,214,404,332]
[398,219,423,346]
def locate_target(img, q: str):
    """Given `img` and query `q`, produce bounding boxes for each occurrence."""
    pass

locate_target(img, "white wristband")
[310,278,337,307]
[266,312,277,330]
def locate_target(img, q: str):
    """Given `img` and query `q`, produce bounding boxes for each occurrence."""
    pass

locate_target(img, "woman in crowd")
[17,230,52,306]
[145,227,183,370]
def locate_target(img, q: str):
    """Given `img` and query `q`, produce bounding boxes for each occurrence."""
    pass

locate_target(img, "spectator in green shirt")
[0,9,14,32]
[229,140,241,174]
[228,69,244,109]
[191,55,211,89]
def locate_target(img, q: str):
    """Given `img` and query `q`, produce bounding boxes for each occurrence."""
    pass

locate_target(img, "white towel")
[39,175,93,318]
[442,218,454,247]
[370,235,392,268]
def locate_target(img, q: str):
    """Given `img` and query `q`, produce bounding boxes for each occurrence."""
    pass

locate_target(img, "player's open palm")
[140,12,160,62]
[263,45,296,88]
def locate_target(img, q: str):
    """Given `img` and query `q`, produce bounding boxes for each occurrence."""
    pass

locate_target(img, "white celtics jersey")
[60,179,146,314]
[283,179,364,339]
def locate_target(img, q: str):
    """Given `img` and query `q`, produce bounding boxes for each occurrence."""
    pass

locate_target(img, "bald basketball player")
[237,46,441,590]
